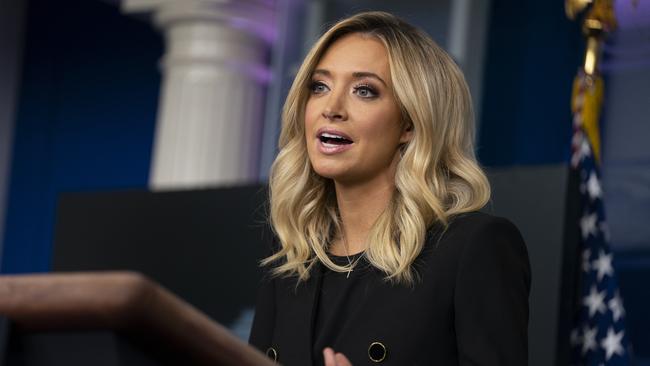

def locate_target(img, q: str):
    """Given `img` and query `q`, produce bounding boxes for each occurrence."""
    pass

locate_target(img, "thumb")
[323,347,336,366]
[335,352,353,366]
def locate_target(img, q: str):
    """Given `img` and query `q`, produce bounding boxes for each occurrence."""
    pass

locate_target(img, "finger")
[323,347,336,366]
[335,352,353,366]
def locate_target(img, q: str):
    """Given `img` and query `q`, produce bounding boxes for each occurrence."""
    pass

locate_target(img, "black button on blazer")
[249,212,531,366]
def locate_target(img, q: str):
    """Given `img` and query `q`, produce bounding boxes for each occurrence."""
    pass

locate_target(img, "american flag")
[569,73,631,365]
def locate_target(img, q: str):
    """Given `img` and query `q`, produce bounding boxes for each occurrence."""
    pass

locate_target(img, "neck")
[331,171,396,256]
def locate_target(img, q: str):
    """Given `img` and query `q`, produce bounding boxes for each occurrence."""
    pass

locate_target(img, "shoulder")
[446,211,521,238]
[429,211,526,254]
[446,213,531,364]
[442,211,531,292]
[422,211,530,285]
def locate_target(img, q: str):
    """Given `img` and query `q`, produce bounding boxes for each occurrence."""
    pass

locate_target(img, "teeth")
[321,132,345,139]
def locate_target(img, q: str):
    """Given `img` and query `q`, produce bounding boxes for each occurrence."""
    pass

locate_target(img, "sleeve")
[454,216,532,366]
[248,271,276,351]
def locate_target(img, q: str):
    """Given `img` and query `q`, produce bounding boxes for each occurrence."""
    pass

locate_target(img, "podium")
[0,272,275,366]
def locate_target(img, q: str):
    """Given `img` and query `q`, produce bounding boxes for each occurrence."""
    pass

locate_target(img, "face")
[305,33,411,186]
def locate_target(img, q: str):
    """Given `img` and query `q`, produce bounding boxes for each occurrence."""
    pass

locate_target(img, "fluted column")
[123,0,275,190]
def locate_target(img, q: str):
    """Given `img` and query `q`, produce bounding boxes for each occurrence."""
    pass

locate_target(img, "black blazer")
[249,212,531,366]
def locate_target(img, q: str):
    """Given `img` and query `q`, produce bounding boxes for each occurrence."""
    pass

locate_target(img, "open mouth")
[318,132,353,146]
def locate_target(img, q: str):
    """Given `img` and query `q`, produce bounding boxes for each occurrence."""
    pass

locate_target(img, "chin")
[312,166,343,180]
[310,161,352,181]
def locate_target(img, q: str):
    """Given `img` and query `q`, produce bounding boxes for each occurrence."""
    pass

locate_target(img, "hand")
[323,347,353,366]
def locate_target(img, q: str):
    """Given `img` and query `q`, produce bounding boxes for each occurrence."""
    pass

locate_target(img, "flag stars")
[601,327,625,360]
[571,132,591,167]
[581,213,598,239]
[586,171,602,200]
[571,75,630,365]
[609,291,625,322]
[581,325,598,355]
[580,139,592,160]
[583,285,607,317]
[592,250,613,281]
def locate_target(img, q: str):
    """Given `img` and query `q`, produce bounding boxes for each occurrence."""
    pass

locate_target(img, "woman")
[249,11,531,366]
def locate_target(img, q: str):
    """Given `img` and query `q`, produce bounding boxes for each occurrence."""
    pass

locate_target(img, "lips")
[315,128,354,154]
[316,128,353,143]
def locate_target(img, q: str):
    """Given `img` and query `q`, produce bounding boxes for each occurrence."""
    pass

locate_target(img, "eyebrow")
[312,69,388,87]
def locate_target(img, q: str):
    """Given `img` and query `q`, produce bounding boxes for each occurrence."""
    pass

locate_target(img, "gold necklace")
[342,234,366,278]
[345,253,366,278]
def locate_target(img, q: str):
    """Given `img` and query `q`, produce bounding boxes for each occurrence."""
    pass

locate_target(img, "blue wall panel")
[478,0,583,166]
[1,0,163,273]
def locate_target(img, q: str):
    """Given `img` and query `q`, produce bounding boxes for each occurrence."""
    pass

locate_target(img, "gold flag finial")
[566,0,593,20]
[565,0,617,77]
[566,0,617,163]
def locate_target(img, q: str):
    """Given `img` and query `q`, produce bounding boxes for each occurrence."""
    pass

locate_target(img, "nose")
[322,91,348,121]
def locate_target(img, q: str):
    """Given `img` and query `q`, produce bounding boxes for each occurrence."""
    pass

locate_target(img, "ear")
[399,123,413,144]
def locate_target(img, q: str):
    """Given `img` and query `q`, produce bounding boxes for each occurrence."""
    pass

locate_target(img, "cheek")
[362,113,403,147]
[304,101,319,134]
[304,101,320,159]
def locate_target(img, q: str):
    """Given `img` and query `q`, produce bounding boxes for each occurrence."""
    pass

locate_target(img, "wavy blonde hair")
[262,11,490,285]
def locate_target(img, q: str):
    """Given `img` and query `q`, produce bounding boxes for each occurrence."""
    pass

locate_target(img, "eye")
[353,84,378,99]
[310,81,329,94]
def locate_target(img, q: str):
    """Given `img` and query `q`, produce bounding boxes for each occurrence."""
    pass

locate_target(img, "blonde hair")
[262,11,490,285]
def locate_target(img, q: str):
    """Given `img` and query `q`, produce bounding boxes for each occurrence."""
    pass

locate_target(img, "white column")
[447,0,491,133]
[123,0,275,190]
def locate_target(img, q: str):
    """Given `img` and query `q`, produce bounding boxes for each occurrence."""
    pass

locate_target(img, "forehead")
[316,33,390,80]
